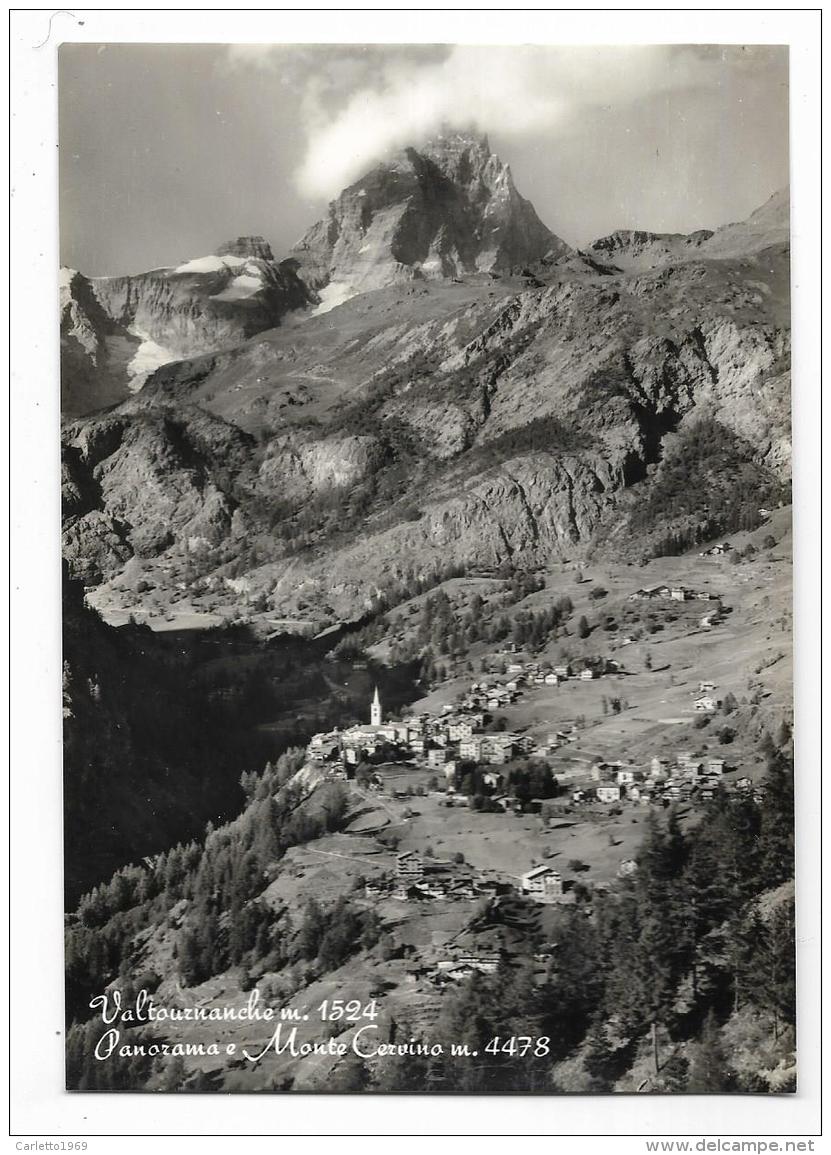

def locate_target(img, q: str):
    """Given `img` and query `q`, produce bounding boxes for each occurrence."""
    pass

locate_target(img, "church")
[307,684,416,771]
[371,686,382,726]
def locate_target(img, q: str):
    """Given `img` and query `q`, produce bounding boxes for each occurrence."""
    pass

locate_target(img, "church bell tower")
[370,686,382,727]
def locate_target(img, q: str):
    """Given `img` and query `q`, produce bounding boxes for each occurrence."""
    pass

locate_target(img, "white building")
[521,865,564,904]
[694,695,721,712]
[596,785,622,803]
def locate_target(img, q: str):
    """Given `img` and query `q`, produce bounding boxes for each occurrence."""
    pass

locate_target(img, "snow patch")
[125,327,177,390]
[212,273,263,301]
[311,281,356,316]
[59,267,78,290]
[173,253,248,275]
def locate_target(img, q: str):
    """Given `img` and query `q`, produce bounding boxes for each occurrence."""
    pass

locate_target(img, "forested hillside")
[65,739,794,1093]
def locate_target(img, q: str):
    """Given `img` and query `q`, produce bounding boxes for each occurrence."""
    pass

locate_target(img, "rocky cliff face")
[289,132,570,312]
[60,268,143,414]
[62,240,313,415]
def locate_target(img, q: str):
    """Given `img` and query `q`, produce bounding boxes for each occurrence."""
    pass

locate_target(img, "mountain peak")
[288,131,569,311]
[217,236,274,261]
[420,128,491,157]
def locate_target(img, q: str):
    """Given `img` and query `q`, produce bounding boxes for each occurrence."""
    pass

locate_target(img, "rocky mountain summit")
[587,228,715,272]
[60,140,790,629]
[587,187,789,272]
[216,235,276,261]
[288,132,570,312]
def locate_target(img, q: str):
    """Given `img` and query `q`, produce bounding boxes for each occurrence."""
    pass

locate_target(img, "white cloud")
[292,45,721,199]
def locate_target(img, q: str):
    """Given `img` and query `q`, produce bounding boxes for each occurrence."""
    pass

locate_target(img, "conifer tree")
[686,1011,733,1092]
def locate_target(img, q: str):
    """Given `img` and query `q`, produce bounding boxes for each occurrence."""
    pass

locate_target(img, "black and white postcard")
[9,9,822,1145]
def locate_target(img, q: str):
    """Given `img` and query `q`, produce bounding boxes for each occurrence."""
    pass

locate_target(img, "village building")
[629,588,650,601]
[629,584,672,601]
[396,851,423,880]
[694,694,722,712]
[480,736,513,765]
[308,736,340,762]
[677,751,704,773]
[553,664,572,678]
[364,878,392,898]
[707,757,726,776]
[670,587,687,601]
[459,736,482,762]
[596,784,622,804]
[456,951,501,973]
[579,667,597,680]
[592,759,624,782]
[520,865,564,904]
[616,768,637,786]
[650,757,671,778]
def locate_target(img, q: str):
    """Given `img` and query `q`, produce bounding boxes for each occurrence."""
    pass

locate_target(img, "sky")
[59,43,789,277]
